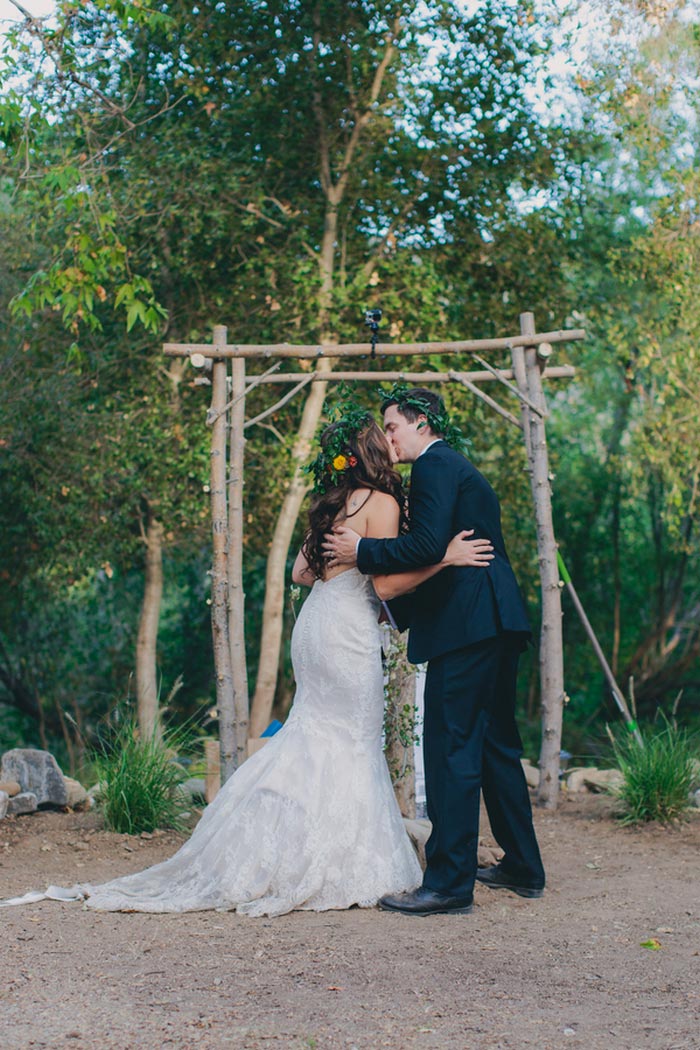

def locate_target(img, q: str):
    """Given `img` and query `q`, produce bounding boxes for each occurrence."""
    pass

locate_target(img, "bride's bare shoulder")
[367,490,397,509]
[364,490,400,537]
[345,487,373,513]
[346,489,396,513]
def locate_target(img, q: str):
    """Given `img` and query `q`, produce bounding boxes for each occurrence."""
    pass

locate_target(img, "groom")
[324,387,545,916]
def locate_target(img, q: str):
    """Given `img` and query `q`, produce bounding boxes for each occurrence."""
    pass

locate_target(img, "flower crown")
[379,383,469,453]
[305,400,374,494]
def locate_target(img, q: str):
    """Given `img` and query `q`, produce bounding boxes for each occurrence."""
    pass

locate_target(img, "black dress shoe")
[378,886,473,916]
[475,864,544,898]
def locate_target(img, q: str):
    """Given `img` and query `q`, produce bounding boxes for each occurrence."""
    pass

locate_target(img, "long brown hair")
[302,418,406,580]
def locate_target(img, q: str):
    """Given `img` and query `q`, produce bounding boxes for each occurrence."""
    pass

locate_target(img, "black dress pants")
[422,633,545,898]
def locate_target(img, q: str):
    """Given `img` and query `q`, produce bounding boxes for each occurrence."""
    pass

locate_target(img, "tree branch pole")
[205,360,281,425]
[164,328,585,360]
[557,552,643,747]
[448,372,523,429]
[228,351,249,772]
[241,366,577,385]
[209,325,236,781]
[471,354,546,417]
[519,312,565,808]
[244,373,316,430]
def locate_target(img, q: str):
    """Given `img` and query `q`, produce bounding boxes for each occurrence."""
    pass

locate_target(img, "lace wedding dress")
[1,569,421,917]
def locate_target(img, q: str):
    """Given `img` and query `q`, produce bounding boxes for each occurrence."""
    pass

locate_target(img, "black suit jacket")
[357,441,530,663]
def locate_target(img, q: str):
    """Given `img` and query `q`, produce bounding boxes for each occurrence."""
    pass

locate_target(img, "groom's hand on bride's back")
[443,530,494,567]
[322,525,361,566]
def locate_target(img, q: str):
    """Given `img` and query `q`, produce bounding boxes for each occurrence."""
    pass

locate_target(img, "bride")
[1,408,491,917]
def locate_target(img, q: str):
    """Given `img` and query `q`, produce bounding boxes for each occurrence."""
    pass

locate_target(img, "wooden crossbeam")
[239,366,576,385]
[165,327,585,360]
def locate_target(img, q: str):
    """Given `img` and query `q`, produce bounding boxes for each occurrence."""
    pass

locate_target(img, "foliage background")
[1,0,698,770]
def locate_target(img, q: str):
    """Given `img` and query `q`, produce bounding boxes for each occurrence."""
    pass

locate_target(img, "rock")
[402,817,503,870]
[691,788,700,809]
[478,843,504,868]
[182,777,206,801]
[7,791,38,816]
[583,768,624,793]
[0,790,8,820]
[87,782,105,802]
[63,776,88,808]
[566,768,594,793]
[521,759,540,790]
[403,817,431,868]
[0,749,68,808]
[0,780,21,797]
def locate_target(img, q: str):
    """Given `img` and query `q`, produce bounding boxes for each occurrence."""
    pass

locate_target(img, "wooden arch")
[164,312,585,808]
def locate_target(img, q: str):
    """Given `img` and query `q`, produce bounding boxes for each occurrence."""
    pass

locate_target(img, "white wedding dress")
[1,569,421,917]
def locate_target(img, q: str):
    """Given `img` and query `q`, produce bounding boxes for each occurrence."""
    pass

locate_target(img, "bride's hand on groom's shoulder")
[444,530,494,568]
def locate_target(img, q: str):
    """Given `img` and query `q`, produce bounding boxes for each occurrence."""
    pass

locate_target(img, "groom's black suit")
[357,440,544,898]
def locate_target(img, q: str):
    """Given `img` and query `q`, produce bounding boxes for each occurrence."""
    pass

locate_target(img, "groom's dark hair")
[381,387,446,434]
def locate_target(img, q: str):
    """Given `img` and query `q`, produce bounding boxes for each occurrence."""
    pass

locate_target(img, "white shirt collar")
[417,438,442,459]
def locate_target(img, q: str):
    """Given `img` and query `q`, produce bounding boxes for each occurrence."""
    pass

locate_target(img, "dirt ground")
[0,795,699,1050]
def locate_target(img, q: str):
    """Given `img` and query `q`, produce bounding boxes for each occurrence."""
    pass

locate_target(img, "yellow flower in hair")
[332,454,347,471]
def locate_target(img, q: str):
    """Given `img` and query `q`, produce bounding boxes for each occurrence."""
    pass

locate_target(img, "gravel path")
[1,797,698,1050]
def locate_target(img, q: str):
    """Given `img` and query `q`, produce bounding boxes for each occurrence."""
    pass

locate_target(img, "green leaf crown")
[379,383,469,453]
[305,397,374,495]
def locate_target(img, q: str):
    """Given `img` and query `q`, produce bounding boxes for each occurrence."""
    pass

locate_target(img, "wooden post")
[518,312,565,808]
[383,630,417,819]
[511,344,532,462]
[209,325,236,781]
[227,353,249,772]
[204,738,221,803]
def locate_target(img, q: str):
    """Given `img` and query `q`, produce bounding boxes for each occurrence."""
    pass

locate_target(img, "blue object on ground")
[261,720,283,737]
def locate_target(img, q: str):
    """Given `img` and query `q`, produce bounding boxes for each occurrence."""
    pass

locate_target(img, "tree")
[2,1,578,745]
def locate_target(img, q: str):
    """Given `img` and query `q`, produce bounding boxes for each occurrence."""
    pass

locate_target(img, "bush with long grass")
[609,715,698,825]
[93,716,194,835]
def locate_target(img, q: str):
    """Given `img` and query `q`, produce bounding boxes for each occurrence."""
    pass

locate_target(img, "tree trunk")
[383,630,417,819]
[248,363,331,737]
[517,312,565,809]
[248,26,399,736]
[136,513,164,739]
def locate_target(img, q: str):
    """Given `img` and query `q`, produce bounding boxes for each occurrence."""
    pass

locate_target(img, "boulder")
[0,749,68,808]
[521,759,540,790]
[182,777,207,802]
[583,768,624,793]
[63,776,88,809]
[7,791,38,816]
[0,790,8,820]
[566,768,594,793]
[403,817,431,868]
[87,782,105,803]
[478,842,504,868]
[0,780,21,797]
[402,817,503,870]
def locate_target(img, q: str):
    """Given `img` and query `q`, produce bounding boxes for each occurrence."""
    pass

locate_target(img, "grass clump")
[93,715,194,835]
[610,715,698,825]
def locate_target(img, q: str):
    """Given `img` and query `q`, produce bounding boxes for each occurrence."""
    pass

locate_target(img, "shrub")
[609,716,698,825]
[93,716,194,835]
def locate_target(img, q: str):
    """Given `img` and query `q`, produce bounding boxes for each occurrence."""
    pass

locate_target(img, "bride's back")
[323,488,400,581]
